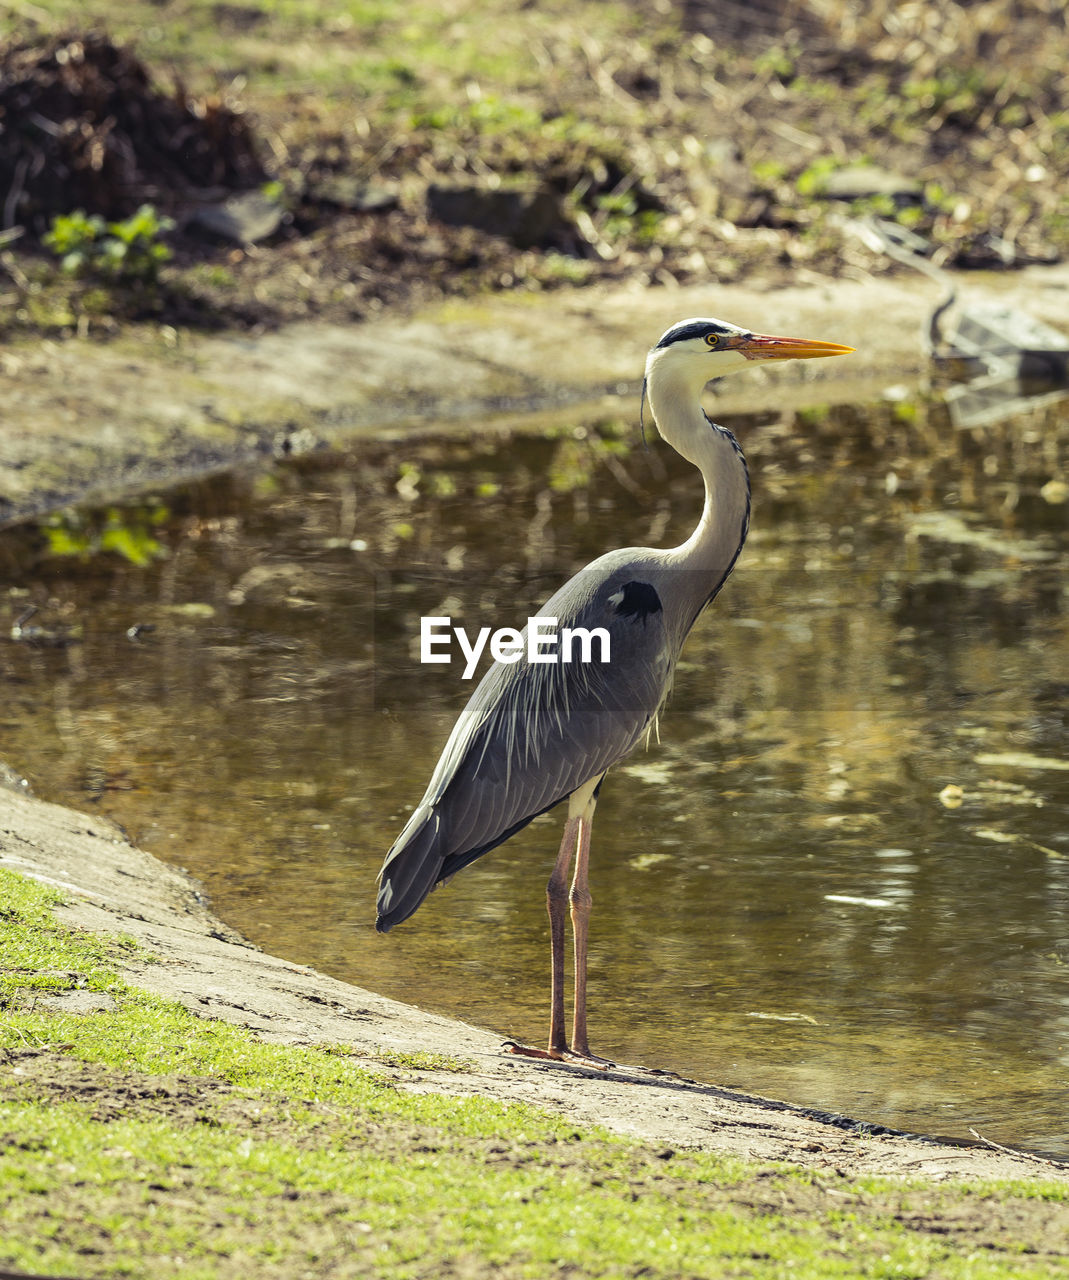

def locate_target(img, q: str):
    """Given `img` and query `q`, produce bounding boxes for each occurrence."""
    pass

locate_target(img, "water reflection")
[1,395,1067,1154]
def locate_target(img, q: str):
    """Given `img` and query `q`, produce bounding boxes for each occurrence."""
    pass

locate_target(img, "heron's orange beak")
[731,333,855,362]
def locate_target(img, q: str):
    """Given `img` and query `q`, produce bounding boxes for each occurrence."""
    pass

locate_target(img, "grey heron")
[376,316,853,1067]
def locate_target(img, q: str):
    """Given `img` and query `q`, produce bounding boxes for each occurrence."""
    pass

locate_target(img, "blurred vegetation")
[43,205,174,283]
[0,0,1067,338]
[41,502,170,566]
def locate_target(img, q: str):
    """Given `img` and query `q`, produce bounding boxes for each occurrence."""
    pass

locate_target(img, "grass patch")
[0,868,141,1001]
[323,1044,479,1072]
[1,868,1068,1277]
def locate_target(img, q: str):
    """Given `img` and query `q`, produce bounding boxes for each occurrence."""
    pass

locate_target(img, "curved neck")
[675,430,751,580]
[645,360,751,581]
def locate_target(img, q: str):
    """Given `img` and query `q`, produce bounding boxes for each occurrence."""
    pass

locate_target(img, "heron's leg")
[569,792,611,1064]
[546,814,582,1057]
[502,776,610,1069]
[502,813,580,1062]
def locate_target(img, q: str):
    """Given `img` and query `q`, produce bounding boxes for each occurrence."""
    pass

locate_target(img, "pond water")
[2,390,1067,1156]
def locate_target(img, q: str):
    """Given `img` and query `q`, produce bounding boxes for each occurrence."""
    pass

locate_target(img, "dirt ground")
[2,780,1067,1188]
[3,6,1067,337]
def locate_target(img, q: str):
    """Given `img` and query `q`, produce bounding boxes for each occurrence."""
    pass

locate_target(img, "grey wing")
[375,572,673,931]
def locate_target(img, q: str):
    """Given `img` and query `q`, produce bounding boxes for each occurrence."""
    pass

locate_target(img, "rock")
[427,183,569,249]
[190,190,284,244]
[817,166,921,201]
[311,176,399,213]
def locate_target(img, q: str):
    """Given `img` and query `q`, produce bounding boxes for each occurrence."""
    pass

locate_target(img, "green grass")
[2,866,1069,1277]
[3,1093,1065,1280]
[17,0,649,112]
[0,870,140,995]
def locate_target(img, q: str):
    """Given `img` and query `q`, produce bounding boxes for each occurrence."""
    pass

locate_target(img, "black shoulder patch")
[610,580,663,620]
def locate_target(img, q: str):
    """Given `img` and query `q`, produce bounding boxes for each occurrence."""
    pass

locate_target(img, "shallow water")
[2,393,1068,1155]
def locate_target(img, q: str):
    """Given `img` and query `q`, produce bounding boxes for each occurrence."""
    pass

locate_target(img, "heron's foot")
[502,1041,683,1077]
[501,1040,616,1071]
[501,1040,558,1062]
[563,1046,616,1071]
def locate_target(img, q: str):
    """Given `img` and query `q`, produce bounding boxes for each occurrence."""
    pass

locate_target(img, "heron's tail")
[375,805,445,933]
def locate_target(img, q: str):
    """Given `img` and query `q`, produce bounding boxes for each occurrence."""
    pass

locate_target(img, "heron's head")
[645,316,853,393]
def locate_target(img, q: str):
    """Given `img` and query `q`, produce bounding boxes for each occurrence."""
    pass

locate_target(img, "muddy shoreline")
[5,264,1067,527]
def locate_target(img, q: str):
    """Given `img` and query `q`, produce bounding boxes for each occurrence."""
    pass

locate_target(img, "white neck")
[644,354,751,580]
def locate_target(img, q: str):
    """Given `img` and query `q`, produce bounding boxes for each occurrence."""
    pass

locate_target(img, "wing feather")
[376,566,674,930]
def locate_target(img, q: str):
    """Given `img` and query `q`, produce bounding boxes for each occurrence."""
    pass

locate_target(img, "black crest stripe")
[655,319,737,350]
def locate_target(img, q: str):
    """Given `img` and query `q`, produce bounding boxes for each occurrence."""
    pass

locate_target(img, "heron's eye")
[704,333,720,348]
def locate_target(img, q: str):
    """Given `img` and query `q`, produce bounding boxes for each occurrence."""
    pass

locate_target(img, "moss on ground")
[1,868,1068,1278]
